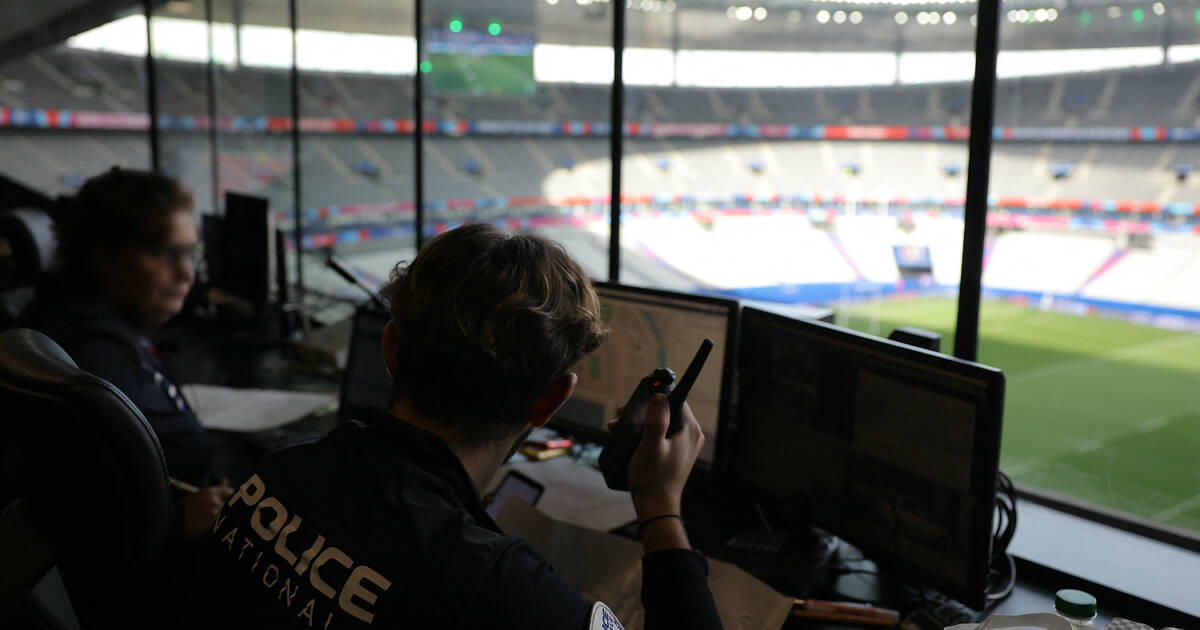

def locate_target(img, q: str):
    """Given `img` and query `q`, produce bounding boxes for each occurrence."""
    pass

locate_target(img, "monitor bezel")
[548,281,740,476]
[732,306,1006,610]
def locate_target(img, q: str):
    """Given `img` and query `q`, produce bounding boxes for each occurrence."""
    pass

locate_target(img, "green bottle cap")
[1055,589,1098,619]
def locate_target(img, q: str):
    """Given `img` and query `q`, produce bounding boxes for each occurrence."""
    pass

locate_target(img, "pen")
[792,599,900,627]
[168,477,200,493]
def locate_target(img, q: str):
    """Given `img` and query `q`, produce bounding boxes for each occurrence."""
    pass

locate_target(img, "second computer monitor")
[733,306,1005,609]
[551,283,738,470]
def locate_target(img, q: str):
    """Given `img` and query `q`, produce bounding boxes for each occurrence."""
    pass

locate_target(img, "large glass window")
[0,8,150,195]
[618,3,973,362]
[980,0,1200,534]
[420,0,613,279]
[150,1,217,214]
[296,0,417,302]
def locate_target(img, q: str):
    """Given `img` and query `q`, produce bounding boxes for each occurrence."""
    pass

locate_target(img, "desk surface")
[496,452,1191,630]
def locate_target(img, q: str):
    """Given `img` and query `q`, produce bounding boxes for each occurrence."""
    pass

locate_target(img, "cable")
[985,471,1018,602]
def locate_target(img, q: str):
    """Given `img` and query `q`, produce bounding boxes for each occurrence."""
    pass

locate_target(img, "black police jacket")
[189,408,723,629]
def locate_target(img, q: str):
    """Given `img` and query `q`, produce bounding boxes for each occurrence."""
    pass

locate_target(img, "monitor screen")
[338,307,392,423]
[552,283,738,469]
[733,306,1005,609]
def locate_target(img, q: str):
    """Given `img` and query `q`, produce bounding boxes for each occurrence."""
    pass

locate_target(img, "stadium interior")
[2,0,1200,626]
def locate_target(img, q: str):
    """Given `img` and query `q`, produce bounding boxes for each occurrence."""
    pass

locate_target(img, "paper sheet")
[182,384,335,432]
[496,498,793,630]
[491,457,637,532]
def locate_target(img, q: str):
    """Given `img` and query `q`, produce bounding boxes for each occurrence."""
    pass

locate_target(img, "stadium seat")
[0,328,172,627]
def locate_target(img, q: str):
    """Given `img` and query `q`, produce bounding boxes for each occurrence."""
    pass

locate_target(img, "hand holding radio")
[599,339,713,493]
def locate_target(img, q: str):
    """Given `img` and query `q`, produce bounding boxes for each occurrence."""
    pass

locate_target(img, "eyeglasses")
[139,241,198,267]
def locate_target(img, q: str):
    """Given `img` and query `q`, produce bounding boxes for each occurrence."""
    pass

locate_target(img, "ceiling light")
[850,10,863,23]
[928,10,941,23]
[895,11,909,24]
[1046,8,1057,21]
[817,9,831,23]
[943,10,956,24]
[916,11,929,24]
[735,5,753,20]
[1153,2,1165,15]
[1034,8,1048,21]
[788,10,803,22]
[1107,6,1122,18]
[833,9,847,22]
[970,13,977,25]
[754,6,768,20]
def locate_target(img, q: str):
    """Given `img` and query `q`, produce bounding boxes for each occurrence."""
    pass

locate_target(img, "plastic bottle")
[1054,589,1098,629]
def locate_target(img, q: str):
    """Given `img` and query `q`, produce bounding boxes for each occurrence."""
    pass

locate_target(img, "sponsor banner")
[9,106,1200,143]
[1001,126,1135,141]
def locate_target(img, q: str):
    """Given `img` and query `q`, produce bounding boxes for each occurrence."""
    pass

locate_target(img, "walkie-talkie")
[599,339,715,491]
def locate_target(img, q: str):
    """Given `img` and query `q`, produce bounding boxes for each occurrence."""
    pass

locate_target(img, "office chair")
[0,207,56,329]
[0,328,172,625]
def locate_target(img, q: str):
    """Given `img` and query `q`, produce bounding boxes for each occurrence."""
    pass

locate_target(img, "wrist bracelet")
[638,513,684,532]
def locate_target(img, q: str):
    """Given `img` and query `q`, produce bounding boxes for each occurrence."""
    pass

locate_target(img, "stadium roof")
[0,0,141,64]
[3,0,1198,65]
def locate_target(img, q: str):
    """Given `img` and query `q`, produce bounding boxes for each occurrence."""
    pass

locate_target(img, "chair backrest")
[0,329,171,603]
[0,207,56,290]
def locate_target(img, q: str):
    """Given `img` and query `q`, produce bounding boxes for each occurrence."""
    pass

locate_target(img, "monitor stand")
[677,481,841,596]
[715,522,839,596]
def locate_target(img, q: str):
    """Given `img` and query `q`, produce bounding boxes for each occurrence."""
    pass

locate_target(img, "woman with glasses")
[20,167,230,627]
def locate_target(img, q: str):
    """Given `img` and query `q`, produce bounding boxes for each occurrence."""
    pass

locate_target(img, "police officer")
[189,223,723,629]
[21,168,232,626]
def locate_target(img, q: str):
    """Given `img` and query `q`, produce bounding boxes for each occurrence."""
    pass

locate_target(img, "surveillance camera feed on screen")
[554,285,733,467]
[735,307,1004,607]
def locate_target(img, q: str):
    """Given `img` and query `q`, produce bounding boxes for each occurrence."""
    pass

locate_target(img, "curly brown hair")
[383,223,609,444]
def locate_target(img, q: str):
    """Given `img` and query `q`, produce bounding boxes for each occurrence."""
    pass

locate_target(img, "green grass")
[838,297,1200,533]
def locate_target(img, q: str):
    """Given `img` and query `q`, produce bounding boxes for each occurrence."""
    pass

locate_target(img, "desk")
[493,452,1194,629]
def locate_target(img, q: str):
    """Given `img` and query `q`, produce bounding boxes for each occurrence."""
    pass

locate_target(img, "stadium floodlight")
[1153,2,1165,15]
[834,9,847,22]
[817,9,831,23]
[754,6,768,20]
[850,10,863,23]
[735,5,754,20]
[895,11,909,24]
[943,11,956,24]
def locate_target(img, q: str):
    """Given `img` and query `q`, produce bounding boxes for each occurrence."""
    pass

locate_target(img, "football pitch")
[837,297,1200,534]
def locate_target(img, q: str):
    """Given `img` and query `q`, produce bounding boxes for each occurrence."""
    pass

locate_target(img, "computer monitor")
[552,283,739,471]
[733,306,1005,609]
[221,192,272,306]
[338,307,393,423]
